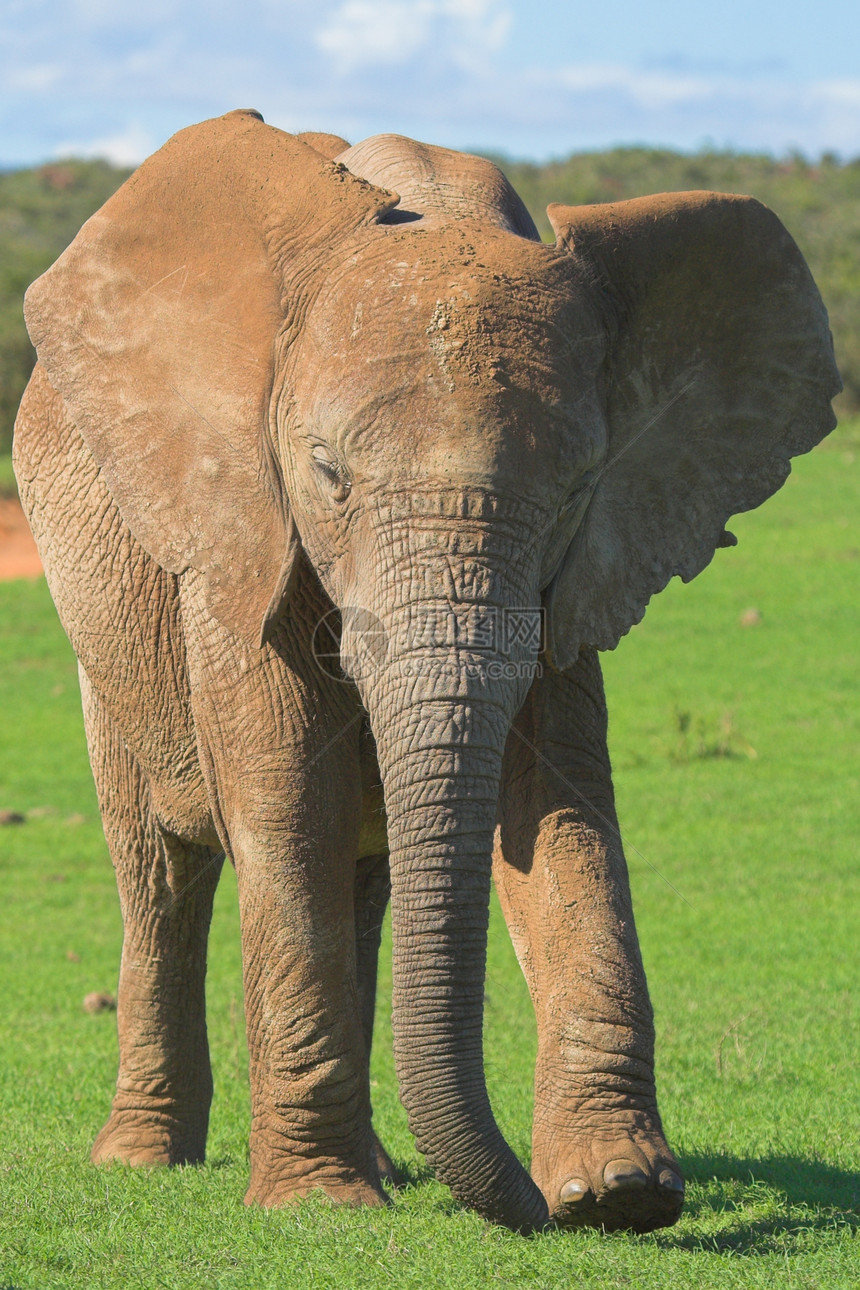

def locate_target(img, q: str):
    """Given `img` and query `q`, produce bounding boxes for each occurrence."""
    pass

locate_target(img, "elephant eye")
[311,445,352,504]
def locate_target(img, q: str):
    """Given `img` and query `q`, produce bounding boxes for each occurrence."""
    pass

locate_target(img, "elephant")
[13,109,839,1235]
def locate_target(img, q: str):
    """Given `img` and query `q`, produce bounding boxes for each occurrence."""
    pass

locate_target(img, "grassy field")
[0,425,858,1288]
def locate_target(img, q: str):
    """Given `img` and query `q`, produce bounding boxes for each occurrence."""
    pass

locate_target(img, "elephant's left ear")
[545,191,841,671]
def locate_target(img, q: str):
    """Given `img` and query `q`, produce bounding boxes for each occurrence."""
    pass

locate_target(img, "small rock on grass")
[0,810,25,825]
[83,992,116,1014]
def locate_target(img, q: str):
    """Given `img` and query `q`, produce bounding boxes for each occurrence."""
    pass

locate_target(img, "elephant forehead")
[297,312,587,446]
[285,227,608,494]
[310,223,593,355]
[296,237,602,426]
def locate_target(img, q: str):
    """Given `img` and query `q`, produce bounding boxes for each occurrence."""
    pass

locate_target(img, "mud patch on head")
[426,299,457,391]
[425,290,479,393]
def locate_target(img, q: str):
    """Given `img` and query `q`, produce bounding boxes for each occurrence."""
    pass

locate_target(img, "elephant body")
[14,111,839,1233]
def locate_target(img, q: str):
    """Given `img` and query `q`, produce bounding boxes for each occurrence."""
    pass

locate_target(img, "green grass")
[0,451,16,498]
[0,426,858,1288]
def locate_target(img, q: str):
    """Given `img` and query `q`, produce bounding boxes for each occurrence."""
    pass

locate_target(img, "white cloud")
[315,0,510,73]
[555,64,712,109]
[5,63,63,92]
[1,1,859,162]
[813,78,860,109]
[54,124,157,166]
[316,1,429,67]
[485,61,860,157]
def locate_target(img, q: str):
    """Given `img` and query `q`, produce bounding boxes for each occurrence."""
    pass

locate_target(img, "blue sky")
[2,0,859,166]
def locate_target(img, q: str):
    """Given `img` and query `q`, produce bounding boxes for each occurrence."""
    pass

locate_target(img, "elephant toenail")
[658,1168,685,1194]
[603,1159,648,1190]
[559,1177,590,1204]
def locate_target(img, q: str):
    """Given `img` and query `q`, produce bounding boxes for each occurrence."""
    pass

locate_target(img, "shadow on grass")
[656,1214,855,1257]
[684,1150,859,1212]
[384,1158,436,1189]
[652,1151,860,1255]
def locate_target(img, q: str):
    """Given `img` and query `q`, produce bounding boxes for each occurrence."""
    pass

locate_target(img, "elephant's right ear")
[24,109,396,644]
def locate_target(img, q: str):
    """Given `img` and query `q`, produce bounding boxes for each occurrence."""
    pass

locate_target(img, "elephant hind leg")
[81,673,224,1167]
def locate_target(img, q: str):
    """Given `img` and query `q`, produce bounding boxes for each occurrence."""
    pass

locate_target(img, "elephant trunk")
[360,642,548,1230]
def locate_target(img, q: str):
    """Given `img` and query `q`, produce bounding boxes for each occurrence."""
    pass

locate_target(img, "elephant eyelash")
[314,457,343,481]
[311,448,352,499]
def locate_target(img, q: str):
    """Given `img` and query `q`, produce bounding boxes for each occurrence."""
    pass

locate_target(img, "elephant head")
[23,111,840,1230]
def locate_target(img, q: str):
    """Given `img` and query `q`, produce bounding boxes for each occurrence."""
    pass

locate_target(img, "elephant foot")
[534,1120,684,1234]
[91,1106,207,1167]
[245,1166,389,1209]
[245,1126,390,1209]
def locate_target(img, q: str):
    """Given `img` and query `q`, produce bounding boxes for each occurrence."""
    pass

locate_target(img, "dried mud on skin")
[0,498,42,580]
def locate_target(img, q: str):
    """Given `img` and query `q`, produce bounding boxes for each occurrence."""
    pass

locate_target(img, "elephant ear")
[545,191,841,670]
[24,109,395,644]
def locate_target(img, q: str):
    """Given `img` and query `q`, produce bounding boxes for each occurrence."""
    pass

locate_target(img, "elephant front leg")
[493,649,684,1232]
[182,582,387,1209]
[82,680,223,1167]
[235,836,385,1209]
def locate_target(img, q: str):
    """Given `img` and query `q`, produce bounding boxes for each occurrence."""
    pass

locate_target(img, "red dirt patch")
[0,498,42,580]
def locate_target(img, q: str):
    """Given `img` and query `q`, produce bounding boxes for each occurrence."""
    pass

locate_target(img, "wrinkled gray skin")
[14,111,839,1233]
